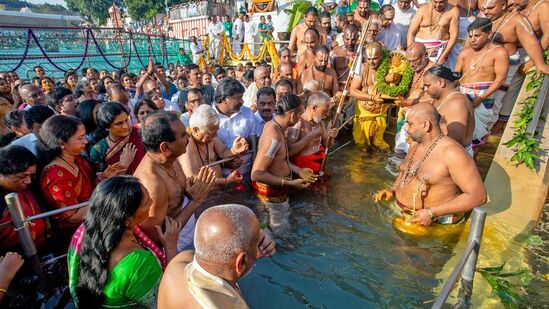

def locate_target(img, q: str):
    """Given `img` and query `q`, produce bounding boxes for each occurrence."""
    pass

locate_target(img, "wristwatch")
[426,208,438,222]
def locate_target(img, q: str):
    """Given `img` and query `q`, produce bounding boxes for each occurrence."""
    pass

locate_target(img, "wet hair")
[275,79,294,92]
[313,45,330,56]
[427,65,460,82]
[305,6,319,16]
[275,94,302,115]
[24,105,54,129]
[0,145,37,175]
[214,78,245,104]
[140,111,179,152]
[134,98,158,120]
[336,13,347,23]
[344,23,359,33]
[38,115,82,164]
[76,99,101,142]
[76,176,144,308]
[467,18,492,33]
[96,102,127,130]
[256,86,276,102]
[307,91,331,107]
[47,86,73,111]
[278,46,290,55]
[304,27,320,38]
[4,109,25,131]
[319,11,331,19]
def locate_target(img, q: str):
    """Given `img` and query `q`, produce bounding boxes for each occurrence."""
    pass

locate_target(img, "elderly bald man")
[158,204,275,309]
[243,65,273,112]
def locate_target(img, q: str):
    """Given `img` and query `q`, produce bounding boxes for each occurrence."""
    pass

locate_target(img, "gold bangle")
[281,178,284,188]
[0,288,7,294]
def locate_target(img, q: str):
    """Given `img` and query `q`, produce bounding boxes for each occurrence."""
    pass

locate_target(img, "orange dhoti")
[290,146,326,174]
[252,181,289,203]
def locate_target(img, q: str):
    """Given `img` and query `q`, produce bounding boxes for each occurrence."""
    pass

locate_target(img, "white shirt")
[253,111,272,136]
[190,41,203,55]
[378,22,401,50]
[10,133,38,156]
[233,18,244,41]
[243,82,259,109]
[208,21,224,41]
[164,98,181,113]
[213,105,256,148]
[180,112,191,128]
[393,6,416,46]
[243,21,257,42]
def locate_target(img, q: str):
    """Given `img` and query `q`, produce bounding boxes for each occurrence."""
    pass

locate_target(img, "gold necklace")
[429,5,447,32]
[399,132,444,188]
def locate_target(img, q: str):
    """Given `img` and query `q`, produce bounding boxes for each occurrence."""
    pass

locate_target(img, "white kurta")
[378,23,401,50]
[207,21,224,59]
[393,6,416,47]
[243,20,258,57]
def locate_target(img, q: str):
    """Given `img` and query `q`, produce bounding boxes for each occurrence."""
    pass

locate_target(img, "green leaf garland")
[375,49,414,97]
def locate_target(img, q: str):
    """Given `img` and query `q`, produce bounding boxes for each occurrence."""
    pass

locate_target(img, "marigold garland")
[375,49,413,97]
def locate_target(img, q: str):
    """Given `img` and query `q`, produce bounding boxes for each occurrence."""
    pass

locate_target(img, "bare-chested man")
[287,92,339,174]
[289,7,328,60]
[134,111,216,251]
[298,45,340,97]
[251,94,317,233]
[330,24,360,90]
[297,28,321,73]
[275,63,298,93]
[374,103,486,225]
[407,0,460,65]
[423,65,475,156]
[354,0,380,29]
[394,42,436,153]
[483,0,549,132]
[158,204,276,309]
[350,42,391,150]
[178,105,249,189]
[455,18,508,153]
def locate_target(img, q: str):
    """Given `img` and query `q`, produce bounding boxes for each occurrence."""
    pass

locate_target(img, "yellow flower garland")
[218,35,279,66]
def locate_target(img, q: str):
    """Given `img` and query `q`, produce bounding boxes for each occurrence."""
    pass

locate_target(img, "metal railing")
[432,208,487,308]
[526,75,549,134]
[3,193,88,260]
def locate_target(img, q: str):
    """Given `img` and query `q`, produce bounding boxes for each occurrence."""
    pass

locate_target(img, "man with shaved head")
[374,103,486,226]
[330,24,359,90]
[298,45,339,97]
[158,204,275,309]
[350,42,391,150]
[17,84,45,110]
[288,7,328,59]
[243,65,273,112]
[297,28,321,73]
[394,42,436,154]
[275,62,297,92]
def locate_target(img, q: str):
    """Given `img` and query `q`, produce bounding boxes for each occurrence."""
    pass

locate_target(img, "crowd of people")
[0,0,547,306]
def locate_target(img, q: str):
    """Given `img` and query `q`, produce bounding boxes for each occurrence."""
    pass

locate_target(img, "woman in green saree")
[68,176,182,308]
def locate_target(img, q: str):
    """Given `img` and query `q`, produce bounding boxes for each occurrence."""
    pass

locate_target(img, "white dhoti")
[446,17,471,70]
[415,38,447,64]
[176,196,196,252]
[232,38,243,55]
[394,108,409,154]
[499,50,527,121]
[209,38,221,59]
[459,81,505,147]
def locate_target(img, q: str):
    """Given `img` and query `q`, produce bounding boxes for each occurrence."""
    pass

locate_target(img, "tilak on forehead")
[365,43,382,58]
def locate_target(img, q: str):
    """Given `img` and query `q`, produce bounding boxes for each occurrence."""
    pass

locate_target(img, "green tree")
[65,0,123,24]
[125,0,162,21]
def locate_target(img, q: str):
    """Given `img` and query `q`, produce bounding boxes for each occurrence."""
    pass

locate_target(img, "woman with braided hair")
[68,176,182,308]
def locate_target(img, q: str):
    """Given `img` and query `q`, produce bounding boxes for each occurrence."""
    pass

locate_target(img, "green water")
[215,140,549,308]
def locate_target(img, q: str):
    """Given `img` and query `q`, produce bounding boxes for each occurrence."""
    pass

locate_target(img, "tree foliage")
[0,0,76,15]
[65,0,123,24]
[125,0,163,21]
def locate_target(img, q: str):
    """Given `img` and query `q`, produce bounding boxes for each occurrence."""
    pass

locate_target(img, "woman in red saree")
[39,115,125,234]
[90,102,146,175]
